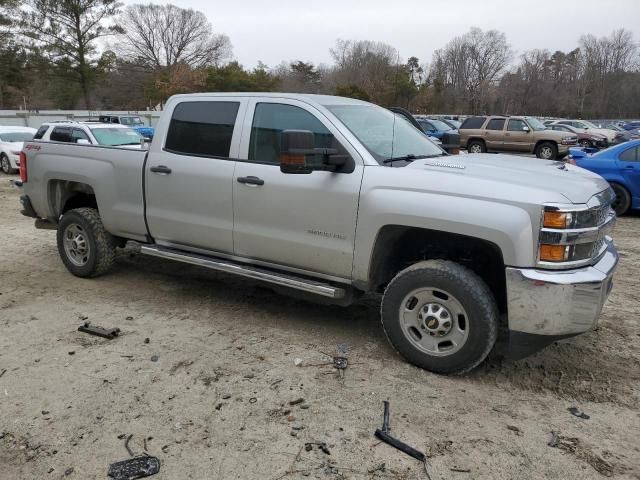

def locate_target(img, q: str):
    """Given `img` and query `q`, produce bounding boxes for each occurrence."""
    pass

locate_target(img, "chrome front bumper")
[505,238,618,336]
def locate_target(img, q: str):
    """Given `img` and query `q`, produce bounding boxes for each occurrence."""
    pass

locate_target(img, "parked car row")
[0,120,150,174]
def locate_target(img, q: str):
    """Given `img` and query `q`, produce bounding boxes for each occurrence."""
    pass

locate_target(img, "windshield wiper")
[383,154,442,164]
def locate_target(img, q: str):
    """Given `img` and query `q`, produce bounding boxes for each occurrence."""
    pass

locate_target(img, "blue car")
[622,121,640,135]
[98,115,155,140]
[570,139,640,215]
[415,118,456,140]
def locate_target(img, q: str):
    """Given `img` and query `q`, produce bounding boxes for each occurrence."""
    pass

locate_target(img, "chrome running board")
[140,245,346,299]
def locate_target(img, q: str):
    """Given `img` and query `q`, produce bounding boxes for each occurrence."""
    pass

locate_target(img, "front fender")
[352,169,542,287]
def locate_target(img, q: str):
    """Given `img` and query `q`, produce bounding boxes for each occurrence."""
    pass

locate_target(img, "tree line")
[0,0,638,118]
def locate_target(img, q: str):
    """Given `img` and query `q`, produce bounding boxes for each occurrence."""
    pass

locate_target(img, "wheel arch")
[47,179,98,221]
[367,226,507,315]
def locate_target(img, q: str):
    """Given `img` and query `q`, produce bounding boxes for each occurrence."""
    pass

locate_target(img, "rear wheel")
[380,260,498,374]
[57,208,116,277]
[467,140,486,154]
[610,183,631,216]
[535,142,558,160]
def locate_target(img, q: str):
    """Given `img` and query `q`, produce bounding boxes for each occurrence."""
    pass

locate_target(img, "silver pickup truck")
[18,93,618,374]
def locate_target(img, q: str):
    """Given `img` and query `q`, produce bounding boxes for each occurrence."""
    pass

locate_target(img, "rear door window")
[619,146,639,162]
[165,101,240,158]
[486,119,505,130]
[460,117,486,129]
[50,127,73,142]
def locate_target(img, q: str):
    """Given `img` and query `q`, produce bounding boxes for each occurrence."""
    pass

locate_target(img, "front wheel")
[380,260,498,374]
[57,208,116,277]
[535,142,558,160]
[0,153,16,174]
[610,183,631,216]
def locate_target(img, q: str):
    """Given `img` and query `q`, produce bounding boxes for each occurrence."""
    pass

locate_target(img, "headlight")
[538,203,615,267]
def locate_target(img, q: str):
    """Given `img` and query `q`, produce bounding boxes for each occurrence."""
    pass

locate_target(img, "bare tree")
[117,3,232,69]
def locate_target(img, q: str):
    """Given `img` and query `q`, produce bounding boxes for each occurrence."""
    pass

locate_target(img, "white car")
[0,127,37,174]
[33,121,145,149]
[549,119,618,144]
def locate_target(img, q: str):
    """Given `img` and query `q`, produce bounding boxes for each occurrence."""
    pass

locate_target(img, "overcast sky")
[123,0,640,68]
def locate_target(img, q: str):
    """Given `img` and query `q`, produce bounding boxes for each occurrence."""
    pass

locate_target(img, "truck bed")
[22,142,149,241]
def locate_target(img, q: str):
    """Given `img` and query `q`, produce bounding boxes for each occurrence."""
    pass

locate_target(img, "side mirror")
[279,129,348,174]
[76,138,90,145]
[522,126,530,132]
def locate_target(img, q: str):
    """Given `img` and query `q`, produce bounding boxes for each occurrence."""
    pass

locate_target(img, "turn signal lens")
[543,211,572,229]
[539,244,569,262]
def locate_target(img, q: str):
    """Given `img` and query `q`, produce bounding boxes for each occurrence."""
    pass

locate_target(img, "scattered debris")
[547,431,615,476]
[333,357,348,369]
[68,351,75,356]
[108,456,160,480]
[293,358,303,367]
[374,401,426,462]
[568,407,590,420]
[507,425,523,435]
[64,467,74,476]
[450,467,471,473]
[150,356,159,362]
[125,316,134,321]
[289,398,305,406]
[144,338,150,344]
[78,322,121,339]
[305,442,330,455]
[0,369,6,379]
[124,434,135,457]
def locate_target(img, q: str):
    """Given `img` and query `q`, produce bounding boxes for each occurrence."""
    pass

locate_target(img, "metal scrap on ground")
[77,322,121,339]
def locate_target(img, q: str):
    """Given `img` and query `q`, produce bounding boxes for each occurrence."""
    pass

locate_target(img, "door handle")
[624,165,635,169]
[237,176,264,186]
[150,165,172,174]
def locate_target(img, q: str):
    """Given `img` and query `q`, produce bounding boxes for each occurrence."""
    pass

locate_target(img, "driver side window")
[507,119,527,131]
[248,103,348,166]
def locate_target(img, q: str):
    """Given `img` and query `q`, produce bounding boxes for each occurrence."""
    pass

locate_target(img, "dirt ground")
[0,177,638,480]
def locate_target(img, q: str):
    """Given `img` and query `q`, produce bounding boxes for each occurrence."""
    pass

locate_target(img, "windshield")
[0,132,34,142]
[606,124,623,132]
[119,116,144,126]
[445,119,461,129]
[426,119,453,131]
[327,105,443,164]
[90,127,142,146]
[525,117,547,131]
[582,120,599,129]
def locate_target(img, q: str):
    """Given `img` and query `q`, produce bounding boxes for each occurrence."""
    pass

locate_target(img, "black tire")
[380,260,498,375]
[57,208,116,277]
[535,142,558,160]
[0,153,16,174]
[467,139,486,154]
[610,183,631,216]
[579,139,592,148]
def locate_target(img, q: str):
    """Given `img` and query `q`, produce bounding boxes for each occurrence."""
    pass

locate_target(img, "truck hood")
[405,153,610,204]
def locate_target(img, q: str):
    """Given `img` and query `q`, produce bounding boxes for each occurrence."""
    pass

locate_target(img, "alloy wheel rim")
[1,156,8,173]
[63,223,91,267]
[398,287,469,357]
[469,144,482,153]
[541,146,553,158]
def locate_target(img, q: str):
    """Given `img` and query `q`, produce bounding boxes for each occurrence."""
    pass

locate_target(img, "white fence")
[0,110,162,129]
